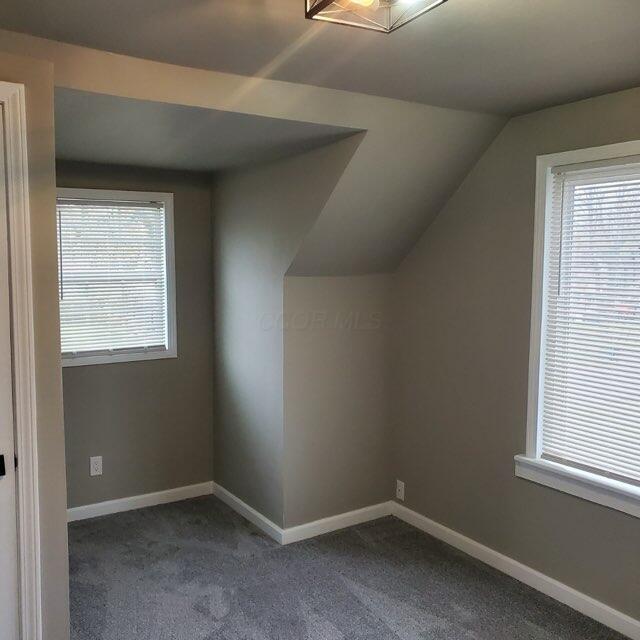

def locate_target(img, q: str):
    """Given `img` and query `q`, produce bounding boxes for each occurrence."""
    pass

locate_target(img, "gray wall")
[57,162,214,508]
[1,52,70,640]
[392,87,640,619]
[284,275,392,527]
[212,137,360,526]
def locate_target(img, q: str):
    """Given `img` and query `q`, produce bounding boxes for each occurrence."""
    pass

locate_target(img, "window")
[56,188,176,366]
[516,141,640,519]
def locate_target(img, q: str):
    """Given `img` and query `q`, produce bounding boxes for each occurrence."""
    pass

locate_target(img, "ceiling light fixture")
[306,0,447,33]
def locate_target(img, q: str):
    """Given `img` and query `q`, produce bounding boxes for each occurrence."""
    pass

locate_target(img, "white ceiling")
[2,0,640,115]
[55,89,357,171]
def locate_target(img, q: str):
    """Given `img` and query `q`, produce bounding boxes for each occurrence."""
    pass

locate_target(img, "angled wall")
[289,108,505,275]
[392,86,640,619]
[212,137,361,526]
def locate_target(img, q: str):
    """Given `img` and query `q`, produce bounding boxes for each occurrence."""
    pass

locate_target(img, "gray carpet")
[69,496,623,640]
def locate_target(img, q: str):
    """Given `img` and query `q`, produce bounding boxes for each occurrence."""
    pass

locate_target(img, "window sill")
[514,455,640,519]
[62,348,177,367]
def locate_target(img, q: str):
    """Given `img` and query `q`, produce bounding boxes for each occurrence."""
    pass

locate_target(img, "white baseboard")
[282,501,393,544]
[68,480,638,639]
[391,502,639,640]
[212,483,393,545]
[211,486,638,638]
[67,481,214,522]
[212,483,285,544]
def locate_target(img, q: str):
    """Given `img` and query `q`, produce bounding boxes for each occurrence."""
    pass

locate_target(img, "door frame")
[0,81,42,640]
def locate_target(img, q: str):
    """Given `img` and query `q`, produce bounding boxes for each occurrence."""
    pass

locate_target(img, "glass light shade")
[306,0,447,33]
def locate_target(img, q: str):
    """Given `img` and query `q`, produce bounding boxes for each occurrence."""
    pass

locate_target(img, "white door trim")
[0,81,42,640]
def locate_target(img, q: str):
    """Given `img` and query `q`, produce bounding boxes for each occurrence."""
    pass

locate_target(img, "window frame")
[56,187,177,367]
[515,140,640,519]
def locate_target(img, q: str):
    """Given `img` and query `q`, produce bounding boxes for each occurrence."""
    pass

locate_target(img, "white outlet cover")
[396,479,405,501]
[90,456,102,476]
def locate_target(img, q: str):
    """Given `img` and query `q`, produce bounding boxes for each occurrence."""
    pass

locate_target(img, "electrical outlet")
[396,479,405,501]
[90,456,102,477]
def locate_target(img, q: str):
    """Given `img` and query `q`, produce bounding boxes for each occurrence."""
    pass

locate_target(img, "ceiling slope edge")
[0,28,505,275]
[287,113,505,275]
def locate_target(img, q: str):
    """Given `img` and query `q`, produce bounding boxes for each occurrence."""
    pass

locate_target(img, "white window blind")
[56,190,176,365]
[540,162,640,486]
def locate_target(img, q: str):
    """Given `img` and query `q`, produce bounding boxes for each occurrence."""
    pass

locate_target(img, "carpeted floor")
[69,496,623,640]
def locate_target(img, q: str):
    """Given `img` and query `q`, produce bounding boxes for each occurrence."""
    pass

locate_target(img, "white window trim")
[56,188,177,367]
[516,139,640,520]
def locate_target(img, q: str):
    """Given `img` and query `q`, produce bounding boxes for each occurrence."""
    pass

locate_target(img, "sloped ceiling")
[2,30,505,274]
[1,0,640,114]
[288,103,502,275]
